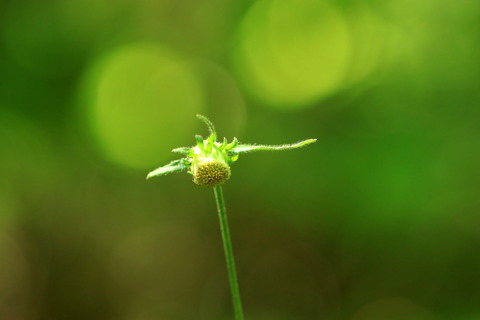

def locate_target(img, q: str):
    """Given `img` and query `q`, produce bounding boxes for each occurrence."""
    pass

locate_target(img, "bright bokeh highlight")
[234,0,351,108]
[84,43,204,169]
[342,1,388,85]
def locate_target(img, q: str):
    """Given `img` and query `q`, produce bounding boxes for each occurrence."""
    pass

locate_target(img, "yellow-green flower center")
[193,159,231,186]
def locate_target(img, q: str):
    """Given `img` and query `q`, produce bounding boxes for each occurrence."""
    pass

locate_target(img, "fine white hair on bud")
[193,159,231,186]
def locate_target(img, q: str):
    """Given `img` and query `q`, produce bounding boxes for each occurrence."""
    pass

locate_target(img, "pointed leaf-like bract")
[146,159,187,179]
[220,137,228,149]
[225,137,238,150]
[196,114,217,141]
[196,135,205,148]
[172,147,191,155]
[230,139,317,154]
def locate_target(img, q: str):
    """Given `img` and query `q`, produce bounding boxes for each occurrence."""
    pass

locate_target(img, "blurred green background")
[1,0,479,319]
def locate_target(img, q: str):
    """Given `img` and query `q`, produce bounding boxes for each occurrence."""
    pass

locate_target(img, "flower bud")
[193,159,231,186]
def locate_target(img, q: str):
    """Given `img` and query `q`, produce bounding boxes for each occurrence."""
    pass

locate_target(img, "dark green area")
[0,0,479,319]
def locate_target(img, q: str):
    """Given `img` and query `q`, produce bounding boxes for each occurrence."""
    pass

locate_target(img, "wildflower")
[147,114,316,320]
[147,115,316,186]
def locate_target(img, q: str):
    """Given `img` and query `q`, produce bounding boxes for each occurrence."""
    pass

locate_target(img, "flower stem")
[213,185,245,320]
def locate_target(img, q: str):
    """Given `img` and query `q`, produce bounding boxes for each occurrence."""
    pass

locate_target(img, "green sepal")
[146,159,188,179]
[220,137,228,149]
[225,137,239,150]
[172,147,191,155]
[230,139,317,154]
[197,114,217,141]
[228,154,239,163]
[195,135,204,148]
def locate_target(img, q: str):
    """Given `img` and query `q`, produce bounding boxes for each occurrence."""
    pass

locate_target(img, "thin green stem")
[213,185,245,320]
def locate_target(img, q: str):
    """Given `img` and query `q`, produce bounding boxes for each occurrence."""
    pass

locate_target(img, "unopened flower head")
[147,114,316,186]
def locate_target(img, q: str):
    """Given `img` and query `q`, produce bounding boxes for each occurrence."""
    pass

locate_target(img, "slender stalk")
[213,185,245,320]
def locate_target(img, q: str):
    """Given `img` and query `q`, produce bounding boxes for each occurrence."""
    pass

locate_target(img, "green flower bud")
[193,158,231,186]
[146,114,316,185]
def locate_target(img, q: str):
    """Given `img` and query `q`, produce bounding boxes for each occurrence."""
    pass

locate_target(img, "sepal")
[225,137,239,150]
[195,135,204,148]
[172,147,191,155]
[196,114,217,141]
[146,159,188,179]
[230,139,316,154]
